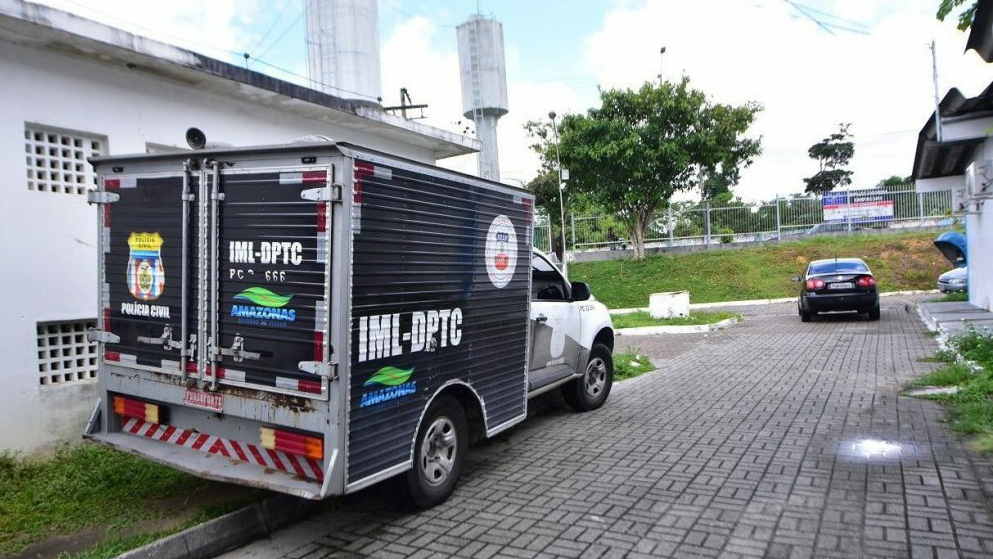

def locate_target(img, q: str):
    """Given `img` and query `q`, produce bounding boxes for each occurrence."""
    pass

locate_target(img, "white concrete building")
[0,0,476,455]
[913,2,993,313]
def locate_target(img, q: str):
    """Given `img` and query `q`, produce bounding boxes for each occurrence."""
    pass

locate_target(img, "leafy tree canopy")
[803,123,854,194]
[877,175,913,190]
[525,77,761,258]
[937,0,979,30]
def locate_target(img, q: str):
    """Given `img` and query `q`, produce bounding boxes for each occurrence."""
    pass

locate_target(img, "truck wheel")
[405,395,467,509]
[563,343,613,412]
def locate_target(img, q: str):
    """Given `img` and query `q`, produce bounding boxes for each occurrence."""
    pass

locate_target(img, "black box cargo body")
[85,142,534,499]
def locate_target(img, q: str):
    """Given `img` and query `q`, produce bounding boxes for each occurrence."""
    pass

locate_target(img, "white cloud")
[27,0,993,202]
[575,0,993,200]
[31,0,264,60]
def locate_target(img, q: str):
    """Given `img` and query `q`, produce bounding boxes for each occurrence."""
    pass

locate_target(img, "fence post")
[918,192,925,223]
[775,195,782,242]
[570,214,576,251]
[668,208,675,247]
[704,201,712,246]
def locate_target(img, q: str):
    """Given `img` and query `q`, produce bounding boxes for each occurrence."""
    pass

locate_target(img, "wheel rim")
[584,357,607,398]
[419,416,457,487]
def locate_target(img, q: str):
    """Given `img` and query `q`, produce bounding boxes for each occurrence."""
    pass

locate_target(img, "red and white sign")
[184,388,223,412]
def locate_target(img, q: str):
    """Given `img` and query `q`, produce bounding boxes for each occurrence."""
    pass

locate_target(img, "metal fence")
[532,213,553,253]
[535,188,959,252]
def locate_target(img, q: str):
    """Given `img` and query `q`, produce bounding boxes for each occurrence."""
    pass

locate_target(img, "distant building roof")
[0,0,477,160]
[966,0,993,62]
[911,82,993,179]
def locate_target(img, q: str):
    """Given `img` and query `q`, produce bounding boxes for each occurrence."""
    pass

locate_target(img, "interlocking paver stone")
[221,296,993,559]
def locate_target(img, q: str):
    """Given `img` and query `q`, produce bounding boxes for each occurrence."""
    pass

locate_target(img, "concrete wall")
[0,41,435,455]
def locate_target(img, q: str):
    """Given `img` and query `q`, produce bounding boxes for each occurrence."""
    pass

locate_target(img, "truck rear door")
[210,166,331,398]
[102,172,194,374]
[101,160,333,401]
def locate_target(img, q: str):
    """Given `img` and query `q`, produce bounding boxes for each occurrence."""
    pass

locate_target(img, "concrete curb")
[616,317,740,336]
[115,494,321,559]
[609,290,940,315]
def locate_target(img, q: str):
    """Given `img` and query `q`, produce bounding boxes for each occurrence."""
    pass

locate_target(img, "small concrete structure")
[917,301,993,337]
[649,291,690,319]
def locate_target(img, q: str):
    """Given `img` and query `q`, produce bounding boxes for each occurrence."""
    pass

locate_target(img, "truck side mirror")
[571,281,591,301]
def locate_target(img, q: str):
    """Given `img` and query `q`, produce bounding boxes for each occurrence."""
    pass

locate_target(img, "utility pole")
[548,111,568,280]
[930,40,944,142]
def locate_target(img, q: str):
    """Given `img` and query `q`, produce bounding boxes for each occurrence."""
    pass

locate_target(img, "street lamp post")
[548,111,568,279]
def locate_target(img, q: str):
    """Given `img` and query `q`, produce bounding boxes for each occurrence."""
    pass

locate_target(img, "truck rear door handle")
[535,314,547,323]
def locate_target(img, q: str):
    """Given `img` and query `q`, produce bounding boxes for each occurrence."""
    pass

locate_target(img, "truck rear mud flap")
[87,420,332,500]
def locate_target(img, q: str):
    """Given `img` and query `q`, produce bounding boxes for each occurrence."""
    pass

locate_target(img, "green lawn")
[572,231,952,308]
[0,445,266,558]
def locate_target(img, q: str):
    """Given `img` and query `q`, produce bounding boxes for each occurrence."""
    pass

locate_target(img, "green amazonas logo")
[364,366,414,387]
[361,366,416,407]
[234,287,293,307]
[231,287,296,324]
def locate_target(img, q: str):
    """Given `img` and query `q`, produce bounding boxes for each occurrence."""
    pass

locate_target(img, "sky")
[30,0,993,202]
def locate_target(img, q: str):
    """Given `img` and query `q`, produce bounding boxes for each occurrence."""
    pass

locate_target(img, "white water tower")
[305,0,382,106]
[457,15,509,181]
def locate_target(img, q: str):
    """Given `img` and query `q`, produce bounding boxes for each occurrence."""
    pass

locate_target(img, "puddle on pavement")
[836,437,916,461]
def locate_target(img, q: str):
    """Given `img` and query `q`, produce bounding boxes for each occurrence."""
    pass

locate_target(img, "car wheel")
[405,395,467,509]
[563,343,613,412]
[868,304,880,321]
[800,309,812,322]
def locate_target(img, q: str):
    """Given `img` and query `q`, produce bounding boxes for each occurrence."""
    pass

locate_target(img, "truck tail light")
[113,395,165,424]
[805,278,825,291]
[856,276,876,288]
[260,427,323,460]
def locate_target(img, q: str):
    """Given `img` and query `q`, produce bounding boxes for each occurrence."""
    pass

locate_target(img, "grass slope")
[0,445,266,558]
[571,231,950,309]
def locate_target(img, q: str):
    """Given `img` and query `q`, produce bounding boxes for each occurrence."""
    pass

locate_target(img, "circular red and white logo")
[485,215,517,289]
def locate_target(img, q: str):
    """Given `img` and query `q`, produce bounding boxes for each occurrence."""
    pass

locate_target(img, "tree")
[877,175,913,191]
[803,123,854,194]
[526,77,761,259]
[937,0,979,30]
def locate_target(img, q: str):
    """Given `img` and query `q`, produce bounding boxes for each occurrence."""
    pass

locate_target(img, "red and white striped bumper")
[121,417,324,481]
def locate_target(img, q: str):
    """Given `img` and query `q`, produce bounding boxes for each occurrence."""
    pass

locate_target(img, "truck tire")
[563,343,613,412]
[405,395,468,509]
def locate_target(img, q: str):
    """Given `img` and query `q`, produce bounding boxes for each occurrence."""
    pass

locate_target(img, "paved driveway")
[220,296,993,559]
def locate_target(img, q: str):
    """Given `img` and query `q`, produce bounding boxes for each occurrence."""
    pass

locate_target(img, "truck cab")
[528,249,614,410]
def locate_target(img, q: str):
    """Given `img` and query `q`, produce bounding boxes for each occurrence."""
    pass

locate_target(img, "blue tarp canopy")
[933,231,967,266]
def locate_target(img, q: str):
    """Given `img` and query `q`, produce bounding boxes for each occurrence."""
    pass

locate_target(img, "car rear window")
[809,261,869,275]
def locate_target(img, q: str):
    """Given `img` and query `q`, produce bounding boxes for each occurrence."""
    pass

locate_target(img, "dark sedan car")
[796,258,880,322]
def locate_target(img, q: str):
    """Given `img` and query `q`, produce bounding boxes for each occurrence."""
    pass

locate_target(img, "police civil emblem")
[126,232,165,301]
